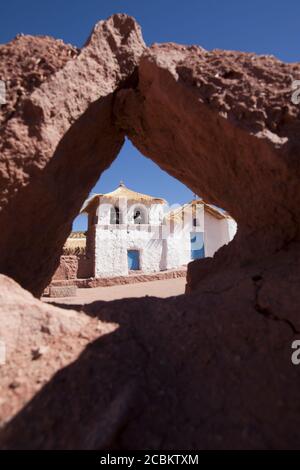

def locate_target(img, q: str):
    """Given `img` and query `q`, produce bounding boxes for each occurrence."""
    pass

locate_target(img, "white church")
[80,182,237,278]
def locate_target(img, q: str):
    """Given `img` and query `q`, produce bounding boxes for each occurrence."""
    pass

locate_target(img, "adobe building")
[80,182,237,278]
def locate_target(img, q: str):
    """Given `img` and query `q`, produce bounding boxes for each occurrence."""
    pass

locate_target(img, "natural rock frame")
[1,14,300,296]
[1,14,300,449]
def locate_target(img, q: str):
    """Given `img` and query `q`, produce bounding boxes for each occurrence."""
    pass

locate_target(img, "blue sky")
[1,0,299,230]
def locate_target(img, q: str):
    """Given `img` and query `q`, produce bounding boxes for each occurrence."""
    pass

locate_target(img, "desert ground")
[43,277,186,305]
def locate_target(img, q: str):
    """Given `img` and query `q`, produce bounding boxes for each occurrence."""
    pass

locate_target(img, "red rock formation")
[1,253,300,449]
[0,274,89,356]
[1,15,300,450]
[2,18,300,296]
[115,44,300,287]
[0,274,113,433]
[0,34,78,125]
[0,14,145,296]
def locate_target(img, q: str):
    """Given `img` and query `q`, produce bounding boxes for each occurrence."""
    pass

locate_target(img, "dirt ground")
[43,277,187,305]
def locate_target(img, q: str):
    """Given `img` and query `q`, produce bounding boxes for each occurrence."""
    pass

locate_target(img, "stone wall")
[51,254,93,283]
[77,254,94,279]
[52,256,78,281]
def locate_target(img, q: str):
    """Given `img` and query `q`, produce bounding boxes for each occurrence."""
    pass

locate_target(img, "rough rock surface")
[0,34,78,125]
[2,20,300,295]
[0,274,116,432]
[1,16,300,450]
[1,251,300,449]
[0,14,145,296]
[0,275,88,357]
[115,44,300,286]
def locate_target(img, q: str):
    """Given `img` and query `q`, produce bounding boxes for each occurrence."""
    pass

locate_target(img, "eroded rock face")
[2,18,300,295]
[115,44,300,285]
[0,274,88,356]
[0,34,78,125]
[1,16,300,450]
[0,274,116,431]
[1,255,300,449]
[0,14,145,296]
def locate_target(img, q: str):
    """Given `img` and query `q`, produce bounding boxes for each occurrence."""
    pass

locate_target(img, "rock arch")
[0,15,144,296]
[1,14,300,450]
[0,14,300,298]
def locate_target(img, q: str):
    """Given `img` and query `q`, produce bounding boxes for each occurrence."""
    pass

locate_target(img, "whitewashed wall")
[92,199,237,277]
[95,226,165,277]
[204,212,237,257]
[227,217,238,241]
[96,201,164,225]
[162,228,191,270]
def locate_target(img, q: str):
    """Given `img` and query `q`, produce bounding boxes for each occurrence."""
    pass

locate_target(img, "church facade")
[81,183,237,278]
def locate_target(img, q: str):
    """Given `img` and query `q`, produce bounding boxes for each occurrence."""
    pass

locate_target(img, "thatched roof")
[165,199,231,223]
[81,182,166,213]
[68,231,86,239]
[63,231,86,254]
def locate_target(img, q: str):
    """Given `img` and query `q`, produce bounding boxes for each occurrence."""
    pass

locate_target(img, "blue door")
[190,232,205,260]
[128,250,140,270]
